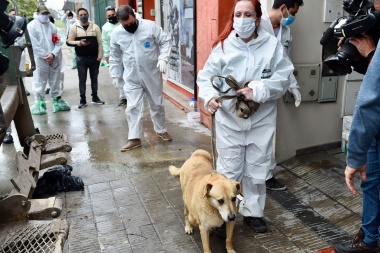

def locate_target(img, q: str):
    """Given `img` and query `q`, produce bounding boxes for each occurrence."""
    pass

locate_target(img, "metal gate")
[93,0,116,29]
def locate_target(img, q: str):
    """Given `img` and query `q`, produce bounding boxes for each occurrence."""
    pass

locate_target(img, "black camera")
[0,0,27,76]
[320,0,380,75]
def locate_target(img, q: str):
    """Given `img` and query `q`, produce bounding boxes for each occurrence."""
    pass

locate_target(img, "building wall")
[196,0,234,128]
[275,1,345,162]
[142,0,155,21]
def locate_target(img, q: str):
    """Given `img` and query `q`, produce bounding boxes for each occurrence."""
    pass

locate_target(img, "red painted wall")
[116,0,137,9]
[196,0,234,128]
[143,0,155,21]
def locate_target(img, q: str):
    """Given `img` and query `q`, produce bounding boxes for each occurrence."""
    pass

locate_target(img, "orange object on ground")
[315,246,336,253]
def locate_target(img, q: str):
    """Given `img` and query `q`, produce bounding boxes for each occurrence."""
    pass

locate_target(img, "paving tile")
[110,178,134,189]
[88,182,111,194]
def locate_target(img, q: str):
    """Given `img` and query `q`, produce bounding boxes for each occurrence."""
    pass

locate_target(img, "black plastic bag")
[33,164,84,198]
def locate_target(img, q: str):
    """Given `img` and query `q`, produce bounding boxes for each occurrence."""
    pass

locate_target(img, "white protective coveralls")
[197,28,293,217]
[102,21,125,100]
[27,14,62,100]
[109,18,171,139]
[261,11,300,101]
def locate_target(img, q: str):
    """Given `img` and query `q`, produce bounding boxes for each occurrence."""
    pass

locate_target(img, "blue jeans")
[76,56,100,101]
[361,138,380,247]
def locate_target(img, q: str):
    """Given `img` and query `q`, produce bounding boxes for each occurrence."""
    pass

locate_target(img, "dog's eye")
[218,199,224,205]
[231,197,236,202]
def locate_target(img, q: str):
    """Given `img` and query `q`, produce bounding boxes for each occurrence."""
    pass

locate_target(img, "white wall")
[274,0,348,162]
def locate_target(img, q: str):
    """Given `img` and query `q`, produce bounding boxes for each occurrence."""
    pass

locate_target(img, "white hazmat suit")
[109,18,171,139]
[27,15,62,100]
[261,11,301,107]
[197,28,293,217]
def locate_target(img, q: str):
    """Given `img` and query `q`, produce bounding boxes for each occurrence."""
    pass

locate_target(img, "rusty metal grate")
[0,219,68,253]
[44,133,72,154]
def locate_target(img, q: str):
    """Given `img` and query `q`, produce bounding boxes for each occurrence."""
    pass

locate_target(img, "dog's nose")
[228,214,236,221]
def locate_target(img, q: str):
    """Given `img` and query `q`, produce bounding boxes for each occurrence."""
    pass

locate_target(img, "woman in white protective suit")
[197,0,293,233]
[27,5,70,115]
[109,5,172,151]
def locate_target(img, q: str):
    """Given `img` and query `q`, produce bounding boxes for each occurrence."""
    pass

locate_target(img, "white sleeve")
[248,41,294,103]
[197,45,223,108]
[153,24,172,63]
[109,32,123,78]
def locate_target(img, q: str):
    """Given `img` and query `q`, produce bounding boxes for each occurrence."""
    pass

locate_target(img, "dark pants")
[77,55,100,101]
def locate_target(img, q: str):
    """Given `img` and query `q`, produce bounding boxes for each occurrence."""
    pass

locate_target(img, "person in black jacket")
[66,7,105,109]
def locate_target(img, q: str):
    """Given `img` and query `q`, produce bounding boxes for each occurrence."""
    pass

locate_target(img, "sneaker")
[118,98,127,106]
[266,176,287,191]
[78,100,87,109]
[25,89,30,96]
[45,88,50,94]
[244,217,267,233]
[156,132,172,141]
[120,139,142,152]
[31,99,47,115]
[92,96,105,105]
[3,133,13,144]
[53,97,71,113]
[333,228,379,253]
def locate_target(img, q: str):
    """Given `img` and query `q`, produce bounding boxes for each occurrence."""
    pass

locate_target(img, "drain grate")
[0,219,68,253]
[267,190,352,244]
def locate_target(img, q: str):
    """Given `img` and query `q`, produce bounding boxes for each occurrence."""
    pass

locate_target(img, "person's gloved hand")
[156,60,167,73]
[112,78,118,88]
[290,88,301,107]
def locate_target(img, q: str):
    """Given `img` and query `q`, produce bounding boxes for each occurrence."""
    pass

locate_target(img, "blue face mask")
[281,9,296,26]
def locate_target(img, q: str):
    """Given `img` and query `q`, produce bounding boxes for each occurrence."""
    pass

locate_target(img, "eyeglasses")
[105,6,115,11]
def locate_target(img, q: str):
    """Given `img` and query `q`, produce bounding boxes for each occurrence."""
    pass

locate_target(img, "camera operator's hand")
[349,34,376,58]
[337,37,345,51]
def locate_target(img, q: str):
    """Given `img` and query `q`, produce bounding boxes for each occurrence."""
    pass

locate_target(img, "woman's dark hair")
[77,8,88,15]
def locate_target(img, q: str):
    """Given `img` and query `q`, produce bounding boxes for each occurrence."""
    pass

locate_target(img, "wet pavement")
[0,44,363,253]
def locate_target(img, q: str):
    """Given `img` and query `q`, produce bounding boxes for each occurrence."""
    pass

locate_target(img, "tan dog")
[169,149,241,253]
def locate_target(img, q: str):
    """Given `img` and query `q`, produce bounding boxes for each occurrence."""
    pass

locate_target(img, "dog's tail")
[169,165,181,177]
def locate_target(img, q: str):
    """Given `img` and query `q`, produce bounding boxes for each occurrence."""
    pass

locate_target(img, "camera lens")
[324,42,358,75]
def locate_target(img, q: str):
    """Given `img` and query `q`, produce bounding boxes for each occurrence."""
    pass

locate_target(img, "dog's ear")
[234,182,242,195]
[203,183,213,198]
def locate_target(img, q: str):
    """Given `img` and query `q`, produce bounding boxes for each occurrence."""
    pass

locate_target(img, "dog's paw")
[227,250,236,253]
[185,225,193,234]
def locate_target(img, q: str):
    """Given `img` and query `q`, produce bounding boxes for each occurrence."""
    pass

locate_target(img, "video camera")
[0,0,27,76]
[320,0,380,75]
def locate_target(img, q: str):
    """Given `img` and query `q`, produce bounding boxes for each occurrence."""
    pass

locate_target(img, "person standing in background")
[27,4,71,115]
[61,10,77,69]
[109,5,172,151]
[260,0,303,191]
[66,7,105,109]
[102,6,127,107]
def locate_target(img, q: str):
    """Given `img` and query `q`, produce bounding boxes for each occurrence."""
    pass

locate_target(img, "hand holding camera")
[349,34,376,58]
[320,0,380,75]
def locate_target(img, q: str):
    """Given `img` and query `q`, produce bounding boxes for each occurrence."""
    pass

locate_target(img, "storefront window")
[167,0,195,92]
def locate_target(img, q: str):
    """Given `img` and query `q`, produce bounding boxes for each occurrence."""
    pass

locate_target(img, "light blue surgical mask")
[38,14,49,23]
[281,8,296,26]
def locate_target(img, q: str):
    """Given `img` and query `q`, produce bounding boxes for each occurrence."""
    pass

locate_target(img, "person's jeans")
[76,55,100,101]
[361,138,380,247]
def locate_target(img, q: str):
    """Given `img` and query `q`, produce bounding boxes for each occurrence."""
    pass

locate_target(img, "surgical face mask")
[80,15,89,23]
[233,17,256,39]
[38,14,49,23]
[281,8,296,26]
[108,16,118,24]
[123,20,138,33]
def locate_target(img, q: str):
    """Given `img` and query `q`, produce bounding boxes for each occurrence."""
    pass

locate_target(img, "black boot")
[333,228,379,253]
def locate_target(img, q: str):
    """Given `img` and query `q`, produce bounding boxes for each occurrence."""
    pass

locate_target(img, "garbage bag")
[33,165,84,198]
